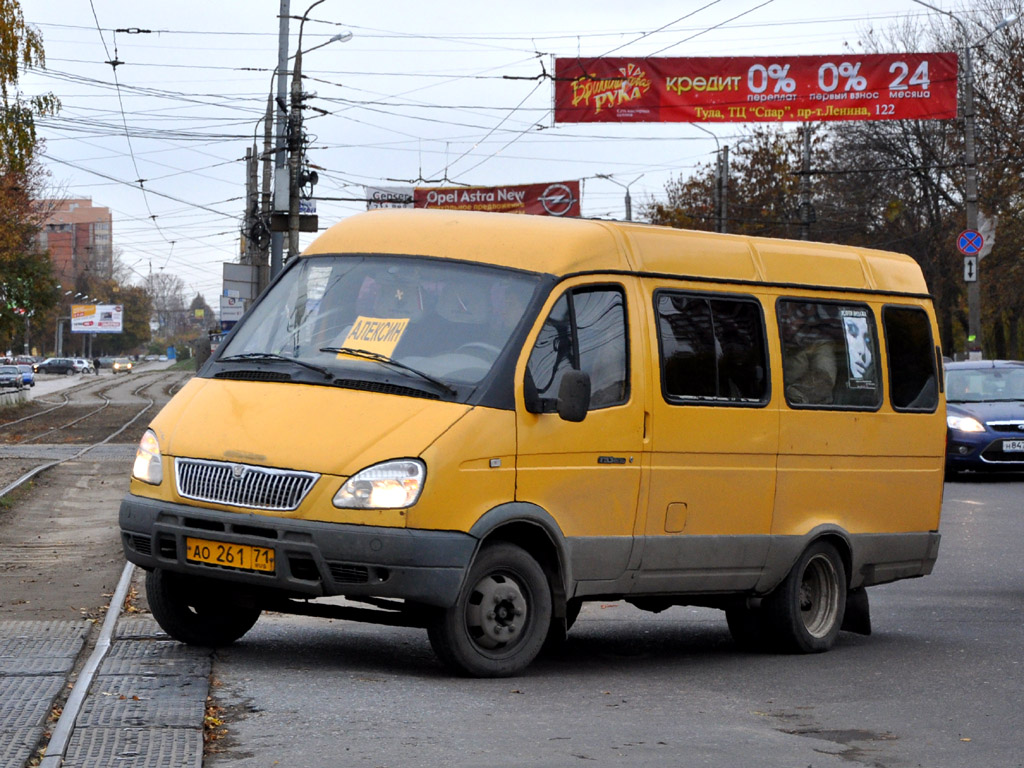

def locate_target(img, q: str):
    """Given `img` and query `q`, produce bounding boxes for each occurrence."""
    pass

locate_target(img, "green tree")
[642,1,1024,357]
[0,0,59,174]
[0,0,59,353]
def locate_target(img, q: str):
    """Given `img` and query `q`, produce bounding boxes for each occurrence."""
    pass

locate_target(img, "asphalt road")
[206,476,1024,768]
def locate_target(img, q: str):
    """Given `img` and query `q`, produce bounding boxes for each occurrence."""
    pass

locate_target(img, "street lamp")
[286,2,352,262]
[596,174,644,221]
[911,1,1018,358]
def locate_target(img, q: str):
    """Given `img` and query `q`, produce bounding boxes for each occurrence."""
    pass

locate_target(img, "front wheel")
[146,569,261,647]
[428,543,552,677]
[762,541,846,653]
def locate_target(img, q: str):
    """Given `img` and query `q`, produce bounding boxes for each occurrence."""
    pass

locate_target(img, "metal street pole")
[911,1,1018,358]
[288,2,349,262]
[596,174,644,221]
[270,0,290,282]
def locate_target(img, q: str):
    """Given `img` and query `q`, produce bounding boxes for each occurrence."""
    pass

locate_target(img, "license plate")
[1004,440,1024,453]
[186,537,275,573]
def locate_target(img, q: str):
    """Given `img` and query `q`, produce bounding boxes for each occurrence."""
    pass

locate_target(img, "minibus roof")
[304,209,929,296]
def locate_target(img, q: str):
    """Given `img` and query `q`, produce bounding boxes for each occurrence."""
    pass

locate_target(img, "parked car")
[71,358,94,374]
[17,364,35,387]
[945,359,1024,476]
[0,364,24,391]
[111,357,134,374]
[35,357,78,375]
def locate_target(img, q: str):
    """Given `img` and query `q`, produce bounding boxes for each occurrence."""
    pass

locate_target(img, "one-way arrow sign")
[964,255,978,282]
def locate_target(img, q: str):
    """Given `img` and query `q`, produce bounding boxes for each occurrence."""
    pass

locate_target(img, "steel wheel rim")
[799,554,840,638]
[464,571,529,651]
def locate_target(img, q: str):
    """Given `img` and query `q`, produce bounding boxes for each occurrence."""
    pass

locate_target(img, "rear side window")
[525,286,629,411]
[656,291,769,405]
[883,305,938,411]
[778,299,881,409]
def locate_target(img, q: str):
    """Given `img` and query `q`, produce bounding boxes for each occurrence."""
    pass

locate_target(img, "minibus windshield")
[218,254,541,395]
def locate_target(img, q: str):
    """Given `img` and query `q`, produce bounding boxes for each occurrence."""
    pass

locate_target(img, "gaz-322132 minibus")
[120,209,945,677]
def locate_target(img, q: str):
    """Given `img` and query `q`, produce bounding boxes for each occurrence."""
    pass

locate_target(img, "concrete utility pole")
[799,125,813,241]
[596,174,643,221]
[719,144,729,233]
[270,0,290,282]
[258,95,273,295]
[243,146,259,267]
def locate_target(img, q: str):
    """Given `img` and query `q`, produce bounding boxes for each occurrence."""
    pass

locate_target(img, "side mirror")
[556,370,590,422]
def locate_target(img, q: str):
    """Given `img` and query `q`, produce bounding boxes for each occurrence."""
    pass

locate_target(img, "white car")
[71,358,94,373]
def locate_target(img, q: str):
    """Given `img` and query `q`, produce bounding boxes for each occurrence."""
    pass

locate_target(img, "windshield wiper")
[219,352,333,380]
[319,347,457,396]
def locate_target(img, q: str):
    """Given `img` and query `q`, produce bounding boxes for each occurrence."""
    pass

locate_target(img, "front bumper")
[947,434,1024,472]
[119,494,477,607]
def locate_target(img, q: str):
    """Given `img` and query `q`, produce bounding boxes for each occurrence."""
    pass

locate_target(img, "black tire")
[146,569,260,647]
[65,368,74,376]
[763,541,846,653]
[428,543,552,677]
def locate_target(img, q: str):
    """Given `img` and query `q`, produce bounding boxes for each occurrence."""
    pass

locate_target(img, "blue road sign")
[958,229,983,256]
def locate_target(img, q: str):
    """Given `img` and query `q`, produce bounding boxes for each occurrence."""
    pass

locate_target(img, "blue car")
[945,360,1024,476]
[17,364,35,387]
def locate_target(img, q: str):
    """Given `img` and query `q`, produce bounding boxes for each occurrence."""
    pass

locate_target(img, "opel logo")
[1018,424,1024,431]
[539,183,577,217]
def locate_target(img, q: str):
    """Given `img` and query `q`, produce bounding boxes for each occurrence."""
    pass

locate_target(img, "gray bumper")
[119,494,477,607]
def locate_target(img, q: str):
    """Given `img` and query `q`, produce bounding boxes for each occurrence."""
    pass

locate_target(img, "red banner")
[414,181,581,217]
[554,54,958,123]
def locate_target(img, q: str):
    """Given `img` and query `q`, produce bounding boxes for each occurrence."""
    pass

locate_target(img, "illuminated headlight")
[333,459,425,509]
[132,429,163,485]
[947,415,985,433]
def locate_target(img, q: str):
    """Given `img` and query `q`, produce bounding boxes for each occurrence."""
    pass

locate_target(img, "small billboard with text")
[71,304,123,334]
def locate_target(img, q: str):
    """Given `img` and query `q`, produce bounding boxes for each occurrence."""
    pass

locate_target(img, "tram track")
[0,366,196,768]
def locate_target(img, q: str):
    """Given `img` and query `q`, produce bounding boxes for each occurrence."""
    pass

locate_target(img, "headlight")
[132,429,163,485]
[947,415,985,433]
[333,459,425,509]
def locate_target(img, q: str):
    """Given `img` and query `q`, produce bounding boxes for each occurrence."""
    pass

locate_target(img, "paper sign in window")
[339,316,410,358]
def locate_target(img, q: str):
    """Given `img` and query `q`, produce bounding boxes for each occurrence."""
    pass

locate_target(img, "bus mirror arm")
[557,370,591,423]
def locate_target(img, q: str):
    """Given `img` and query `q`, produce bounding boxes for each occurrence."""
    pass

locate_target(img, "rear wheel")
[428,543,551,677]
[763,541,846,653]
[146,569,260,647]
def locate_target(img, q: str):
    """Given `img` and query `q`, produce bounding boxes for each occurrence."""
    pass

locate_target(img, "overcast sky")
[21,0,963,301]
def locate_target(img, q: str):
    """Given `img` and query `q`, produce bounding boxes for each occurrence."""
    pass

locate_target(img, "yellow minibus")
[120,209,944,677]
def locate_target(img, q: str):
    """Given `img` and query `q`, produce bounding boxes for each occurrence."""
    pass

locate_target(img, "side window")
[656,291,769,405]
[778,299,881,409]
[525,286,628,412]
[883,306,938,411]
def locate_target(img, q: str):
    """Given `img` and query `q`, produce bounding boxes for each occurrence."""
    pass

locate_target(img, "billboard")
[365,186,414,209]
[553,53,959,123]
[71,304,123,334]
[414,181,581,217]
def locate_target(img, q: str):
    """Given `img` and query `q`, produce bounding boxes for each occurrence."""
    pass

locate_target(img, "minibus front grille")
[175,458,319,511]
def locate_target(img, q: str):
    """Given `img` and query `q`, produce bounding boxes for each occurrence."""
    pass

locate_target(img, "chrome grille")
[175,458,319,511]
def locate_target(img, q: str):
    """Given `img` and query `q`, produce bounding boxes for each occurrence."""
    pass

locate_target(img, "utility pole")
[911,0,1018,358]
[287,31,306,262]
[719,144,729,233]
[799,125,813,240]
[270,0,290,282]
[597,174,644,222]
[259,95,273,295]
[243,146,259,267]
